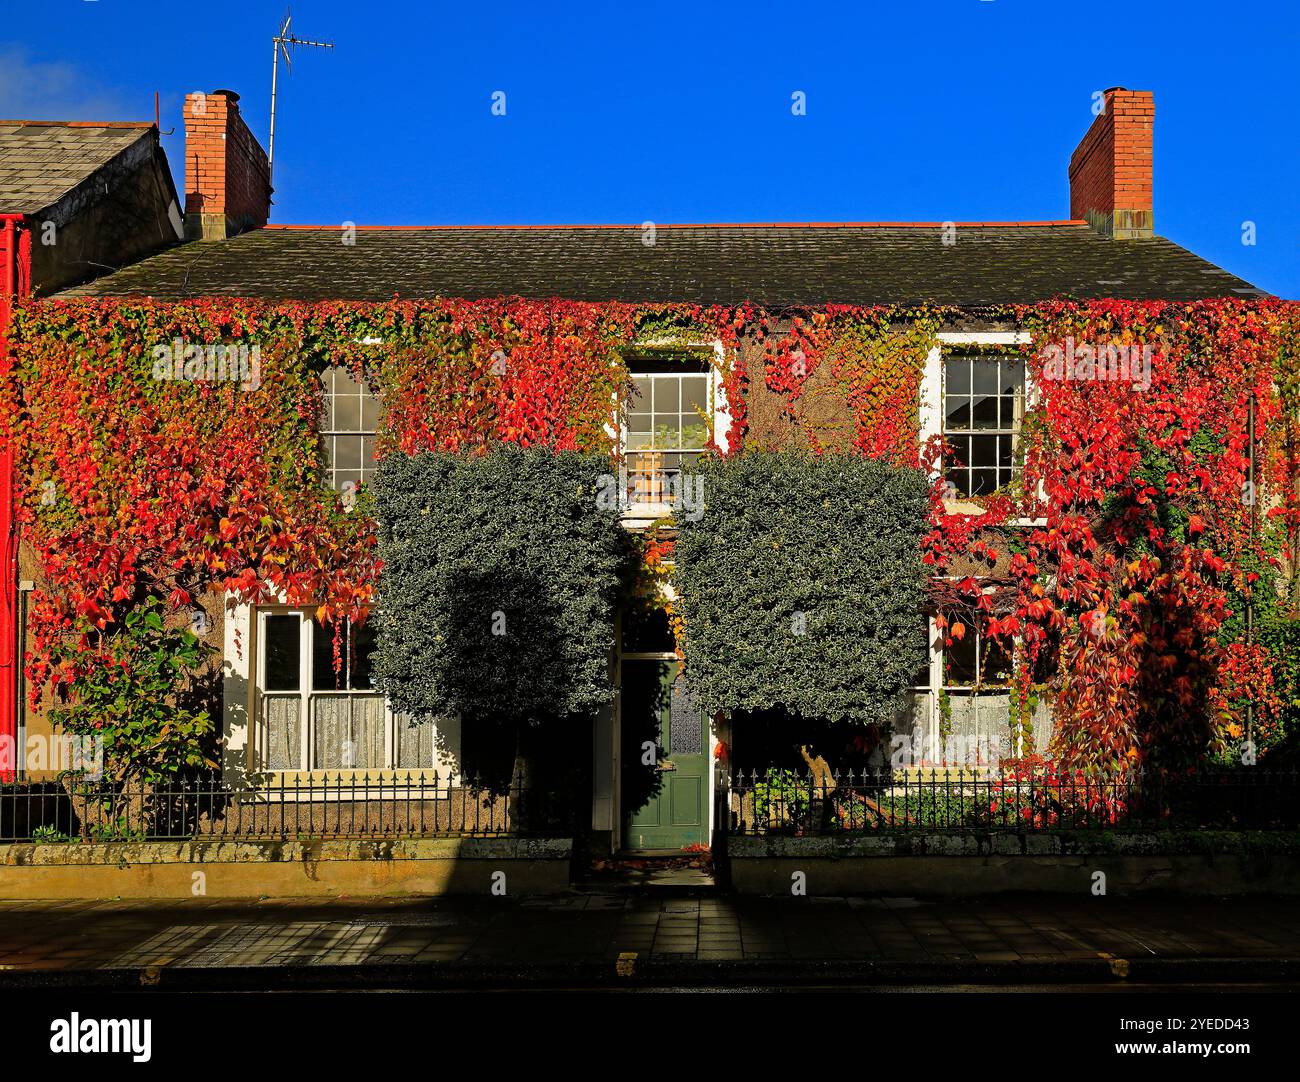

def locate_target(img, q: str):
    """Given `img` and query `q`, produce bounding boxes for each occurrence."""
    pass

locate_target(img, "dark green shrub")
[675,451,928,727]
[371,447,624,737]
[752,768,810,828]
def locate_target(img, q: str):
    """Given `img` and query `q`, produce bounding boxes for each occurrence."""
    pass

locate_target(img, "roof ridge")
[0,120,154,129]
[262,220,1089,231]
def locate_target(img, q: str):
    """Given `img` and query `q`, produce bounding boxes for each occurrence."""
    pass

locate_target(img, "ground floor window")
[255,609,435,770]
[899,613,1050,767]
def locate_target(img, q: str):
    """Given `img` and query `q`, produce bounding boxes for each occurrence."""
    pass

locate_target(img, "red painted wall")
[0,214,30,780]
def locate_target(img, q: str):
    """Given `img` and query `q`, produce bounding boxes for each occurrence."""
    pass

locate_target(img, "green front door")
[621,659,709,851]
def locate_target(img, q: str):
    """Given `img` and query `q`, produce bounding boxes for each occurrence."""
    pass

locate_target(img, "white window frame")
[907,582,1032,768]
[615,339,729,525]
[922,331,1044,523]
[320,366,380,494]
[941,353,1025,498]
[254,606,418,773]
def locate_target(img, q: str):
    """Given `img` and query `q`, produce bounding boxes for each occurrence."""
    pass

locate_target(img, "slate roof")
[59,221,1267,307]
[0,121,155,216]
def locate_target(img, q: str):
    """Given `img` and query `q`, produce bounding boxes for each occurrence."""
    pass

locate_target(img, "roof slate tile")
[0,122,152,215]
[58,223,1266,306]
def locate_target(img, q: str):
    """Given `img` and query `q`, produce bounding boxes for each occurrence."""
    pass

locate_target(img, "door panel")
[669,775,703,826]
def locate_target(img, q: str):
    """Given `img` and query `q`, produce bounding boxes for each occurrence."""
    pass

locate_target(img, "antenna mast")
[268,7,334,187]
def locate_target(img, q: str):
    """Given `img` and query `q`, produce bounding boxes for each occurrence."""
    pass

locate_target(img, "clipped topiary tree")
[371,446,624,804]
[675,451,929,742]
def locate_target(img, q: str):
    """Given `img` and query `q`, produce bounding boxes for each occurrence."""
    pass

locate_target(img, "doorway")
[619,657,709,852]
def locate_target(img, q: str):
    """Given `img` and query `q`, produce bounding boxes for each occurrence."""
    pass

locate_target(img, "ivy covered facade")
[1,85,1297,853]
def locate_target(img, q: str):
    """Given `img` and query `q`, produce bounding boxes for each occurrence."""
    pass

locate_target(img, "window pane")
[945,630,977,685]
[353,696,385,767]
[970,468,998,496]
[970,435,998,467]
[361,395,381,431]
[998,394,1018,428]
[350,620,376,691]
[998,434,1014,470]
[264,696,301,769]
[313,696,384,768]
[263,615,301,691]
[945,358,971,396]
[913,616,932,687]
[680,376,709,415]
[945,397,970,431]
[628,377,651,413]
[312,617,347,690]
[971,394,998,429]
[333,394,362,433]
[971,360,999,395]
[332,369,364,395]
[982,635,1014,684]
[622,606,676,653]
[335,434,364,471]
[652,418,683,449]
[651,378,679,413]
[1000,363,1024,397]
[946,434,970,467]
[312,695,350,766]
[396,714,435,769]
[627,410,651,433]
[680,417,708,448]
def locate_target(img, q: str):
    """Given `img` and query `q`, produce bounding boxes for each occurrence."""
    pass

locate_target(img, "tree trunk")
[509,722,537,834]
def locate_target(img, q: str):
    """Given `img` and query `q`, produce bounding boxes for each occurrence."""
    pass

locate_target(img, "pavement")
[1,890,1298,989]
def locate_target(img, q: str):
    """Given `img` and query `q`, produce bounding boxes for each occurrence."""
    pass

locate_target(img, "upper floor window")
[621,357,712,507]
[942,354,1024,497]
[321,367,380,493]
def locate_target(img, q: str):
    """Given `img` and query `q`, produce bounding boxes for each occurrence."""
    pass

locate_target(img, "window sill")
[619,503,679,526]
[939,499,1046,528]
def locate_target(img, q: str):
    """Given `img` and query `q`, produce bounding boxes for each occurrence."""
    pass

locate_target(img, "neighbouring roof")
[0,121,156,217]
[58,221,1268,307]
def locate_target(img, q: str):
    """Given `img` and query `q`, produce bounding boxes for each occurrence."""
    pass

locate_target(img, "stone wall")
[726,832,1300,896]
[0,837,572,899]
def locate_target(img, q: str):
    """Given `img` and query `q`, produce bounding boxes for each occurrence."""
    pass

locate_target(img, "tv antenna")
[268,7,334,186]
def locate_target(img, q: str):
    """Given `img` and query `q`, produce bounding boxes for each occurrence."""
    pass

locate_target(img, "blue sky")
[3,0,1297,296]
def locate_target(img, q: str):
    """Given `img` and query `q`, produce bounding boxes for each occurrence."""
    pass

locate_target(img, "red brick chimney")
[183,89,271,241]
[1068,87,1154,240]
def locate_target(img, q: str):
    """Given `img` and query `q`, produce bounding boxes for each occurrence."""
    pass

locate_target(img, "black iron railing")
[725,767,1300,835]
[0,773,571,842]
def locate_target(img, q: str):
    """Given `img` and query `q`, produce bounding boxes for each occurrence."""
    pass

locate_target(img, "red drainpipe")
[0,213,29,781]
